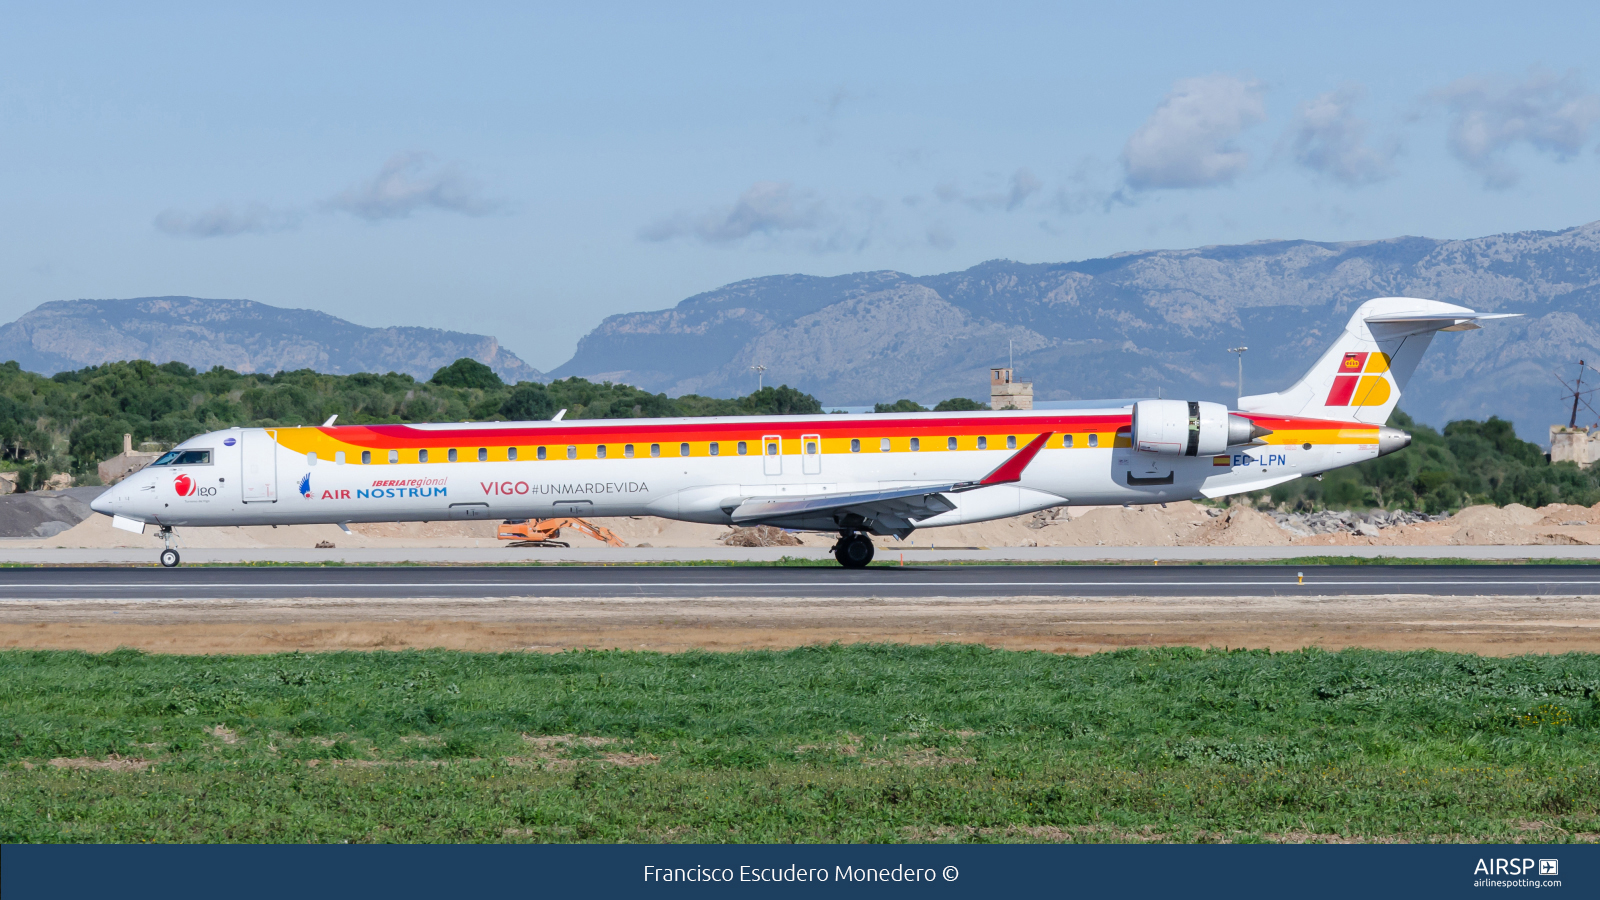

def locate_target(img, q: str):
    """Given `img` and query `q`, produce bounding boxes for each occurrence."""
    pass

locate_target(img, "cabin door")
[240,429,277,502]
[762,434,782,476]
[801,433,821,475]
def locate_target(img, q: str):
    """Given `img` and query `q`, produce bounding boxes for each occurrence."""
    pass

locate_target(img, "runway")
[2,563,1599,601]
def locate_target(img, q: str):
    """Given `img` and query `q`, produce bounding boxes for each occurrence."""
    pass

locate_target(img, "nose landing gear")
[157,526,180,568]
[831,532,875,568]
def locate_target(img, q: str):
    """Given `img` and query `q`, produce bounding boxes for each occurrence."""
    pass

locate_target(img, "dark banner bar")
[3,844,1593,899]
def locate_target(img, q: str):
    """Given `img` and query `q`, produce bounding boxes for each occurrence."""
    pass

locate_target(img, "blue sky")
[3,2,1599,371]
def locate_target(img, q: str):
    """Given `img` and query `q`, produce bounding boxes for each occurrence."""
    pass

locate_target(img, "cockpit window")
[151,449,212,466]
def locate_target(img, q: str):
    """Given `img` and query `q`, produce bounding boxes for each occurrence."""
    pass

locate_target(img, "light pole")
[750,363,767,392]
[1228,347,1248,405]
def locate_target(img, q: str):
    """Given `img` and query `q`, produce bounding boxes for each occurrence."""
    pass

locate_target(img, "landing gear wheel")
[159,548,180,568]
[833,534,875,568]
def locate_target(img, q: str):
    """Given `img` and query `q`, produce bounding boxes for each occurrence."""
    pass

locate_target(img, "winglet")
[952,431,1053,492]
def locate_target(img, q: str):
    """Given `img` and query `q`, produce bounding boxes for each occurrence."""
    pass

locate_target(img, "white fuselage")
[90,409,1379,533]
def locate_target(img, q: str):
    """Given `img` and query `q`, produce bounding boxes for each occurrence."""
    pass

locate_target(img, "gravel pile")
[0,486,107,538]
[1271,508,1448,537]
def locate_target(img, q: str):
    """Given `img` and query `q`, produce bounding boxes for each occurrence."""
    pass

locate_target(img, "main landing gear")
[832,532,875,568]
[158,526,180,568]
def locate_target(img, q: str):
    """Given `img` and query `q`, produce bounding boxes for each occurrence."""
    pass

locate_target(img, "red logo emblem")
[174,474,196,497]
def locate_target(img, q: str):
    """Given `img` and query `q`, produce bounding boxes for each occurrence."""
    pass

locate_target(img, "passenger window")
[880,438,890,452]
[737,441,747,455]
[710,442,720,456]
[978,436,987,450]
[478,447,487,461]
[850,438,860,453]
[508,447,517,461]
[1088,433,1098,447]
[448,448,458,462]
[307,452,318,465]
[597,445,607,459]
[537,446,547,460]
[650,443,660,457]
[419,449,428,463]
[1063,435,1073,448]
[389,449,399,464]
[909,438,920,452]
[567,446,576,459]
[766,442,777,456]
[1007,435,1017,449]
[947,437,956,450]
[624,444,634,458]
[361,450,371,465]
[806,441,817,455]
[679,443,690,457]
[335,451,346,465]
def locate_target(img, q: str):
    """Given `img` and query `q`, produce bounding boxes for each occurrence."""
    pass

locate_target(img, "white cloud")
[1289,85,1397,186]
[153,203,301,238]
[639,182,825,244]
[324,152,499,221]
[1431,69,1600,188]
[1121,74,1267,190]
[934,168,1043,212]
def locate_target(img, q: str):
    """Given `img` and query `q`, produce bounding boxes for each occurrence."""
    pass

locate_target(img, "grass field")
[2,645,1598,843]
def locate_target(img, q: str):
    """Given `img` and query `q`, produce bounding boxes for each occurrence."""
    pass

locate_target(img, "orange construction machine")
[497,517,625,548]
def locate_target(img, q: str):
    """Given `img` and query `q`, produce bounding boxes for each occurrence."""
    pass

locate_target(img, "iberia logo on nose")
[1325,351,1392,407]
[173,474,196,497]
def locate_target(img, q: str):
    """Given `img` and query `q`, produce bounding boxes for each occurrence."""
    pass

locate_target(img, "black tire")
[836,535,875,568]
[159,548,180,568]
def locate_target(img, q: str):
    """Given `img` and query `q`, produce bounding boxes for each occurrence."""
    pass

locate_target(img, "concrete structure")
[98,434,162,485]
[1551,425,1600,469]
[990,367,1033,410]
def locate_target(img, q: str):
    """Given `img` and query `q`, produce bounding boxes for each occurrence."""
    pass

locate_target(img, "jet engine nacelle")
[1131,399,1261,456]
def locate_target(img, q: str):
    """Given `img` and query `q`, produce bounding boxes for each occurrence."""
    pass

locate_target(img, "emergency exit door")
[801,433,821,475]
[762,434,782,476]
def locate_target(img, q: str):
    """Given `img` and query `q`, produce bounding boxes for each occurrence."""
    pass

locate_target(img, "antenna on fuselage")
[552,409,567,421]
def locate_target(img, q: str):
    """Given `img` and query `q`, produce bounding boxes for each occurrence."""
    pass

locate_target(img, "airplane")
[90,297,1516,568]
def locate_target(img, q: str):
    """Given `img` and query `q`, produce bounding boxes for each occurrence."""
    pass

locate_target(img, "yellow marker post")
[1298,571,1304,585]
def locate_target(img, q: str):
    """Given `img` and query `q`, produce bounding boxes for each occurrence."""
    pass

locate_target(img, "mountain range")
[4,220,1596,443]
[0,296,541,384]
[550,220,1600,442]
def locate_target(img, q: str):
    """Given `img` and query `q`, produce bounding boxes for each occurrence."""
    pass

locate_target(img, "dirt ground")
[4,593,1597,656]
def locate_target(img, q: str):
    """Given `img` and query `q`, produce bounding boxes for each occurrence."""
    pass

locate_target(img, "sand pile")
[1180,507,1292,547]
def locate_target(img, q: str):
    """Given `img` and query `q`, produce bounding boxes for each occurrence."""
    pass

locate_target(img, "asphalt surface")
[1,564,1598,601]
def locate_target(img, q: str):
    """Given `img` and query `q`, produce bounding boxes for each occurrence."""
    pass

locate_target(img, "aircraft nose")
[90,489,118,516]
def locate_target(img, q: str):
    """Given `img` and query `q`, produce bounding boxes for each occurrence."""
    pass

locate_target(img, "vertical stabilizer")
[1237,298,1518,423]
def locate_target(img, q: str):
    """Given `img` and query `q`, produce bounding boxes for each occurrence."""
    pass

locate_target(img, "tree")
[499,383,556,421]
[430,358,504,390]
[740,385,823,416]
[874,399,928,413]
[934,397,986,411]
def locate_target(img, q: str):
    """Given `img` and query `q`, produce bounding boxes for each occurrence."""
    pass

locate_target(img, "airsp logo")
[1474,858,1551,876]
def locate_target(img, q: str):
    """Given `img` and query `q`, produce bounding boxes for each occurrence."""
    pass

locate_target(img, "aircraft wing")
[729,431,1054,538]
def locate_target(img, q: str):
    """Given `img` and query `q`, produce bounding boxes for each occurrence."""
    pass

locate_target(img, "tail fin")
[1238,297,1519,423]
